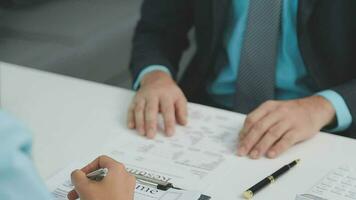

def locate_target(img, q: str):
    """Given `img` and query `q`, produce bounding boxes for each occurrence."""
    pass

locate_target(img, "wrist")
[141,71,174,87]
[309,96,336,127]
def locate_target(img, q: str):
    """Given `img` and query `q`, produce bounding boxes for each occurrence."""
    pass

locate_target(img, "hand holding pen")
[67,156,136,200]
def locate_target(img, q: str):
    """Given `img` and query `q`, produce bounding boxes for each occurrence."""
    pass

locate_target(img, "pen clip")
[133,174,179,191]
[87,168,108,181]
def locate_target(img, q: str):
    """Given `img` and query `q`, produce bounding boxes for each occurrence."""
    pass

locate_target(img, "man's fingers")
[239,100,277,139]
[160,98,176,136]
[175,98,188,125]
[238,111,282,157]
[67,189,79,200]
[134,100,146,135]
[127,104,135,129]
[145,98,159,138]
[267,131,298,158]
[250,121,291,159]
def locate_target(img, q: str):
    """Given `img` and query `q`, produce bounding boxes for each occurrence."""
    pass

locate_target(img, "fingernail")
[250,150,259,159]
[238,145,246,156]
[138,128,144,136]
[147,130,153,137]
[268,150,276,158]
[182,118,188,125]
[147,127,155,136]
[128,122,134,129]
[167,128,174,136]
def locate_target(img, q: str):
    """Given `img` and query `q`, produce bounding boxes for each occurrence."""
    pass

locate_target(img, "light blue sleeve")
[0,111,52,200]
[317,90,353,132]
[133,65,172,90]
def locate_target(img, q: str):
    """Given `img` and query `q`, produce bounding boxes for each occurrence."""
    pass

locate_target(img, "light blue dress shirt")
[134,0,352,132]
[0,111,52,200]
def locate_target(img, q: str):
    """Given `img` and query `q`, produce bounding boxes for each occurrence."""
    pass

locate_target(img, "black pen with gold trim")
[243,159,301,199]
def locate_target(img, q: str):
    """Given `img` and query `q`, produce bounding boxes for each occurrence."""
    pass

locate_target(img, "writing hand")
[67,155,136,200]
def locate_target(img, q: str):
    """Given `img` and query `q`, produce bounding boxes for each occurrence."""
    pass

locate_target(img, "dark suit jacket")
[130,0,356,137]
[0,0,45,7]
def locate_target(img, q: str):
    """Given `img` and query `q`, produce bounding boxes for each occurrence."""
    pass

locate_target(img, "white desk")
[1,62,356,200]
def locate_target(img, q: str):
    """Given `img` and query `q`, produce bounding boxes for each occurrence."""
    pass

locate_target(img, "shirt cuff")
[133,65,172,90]
[317,90,353,132]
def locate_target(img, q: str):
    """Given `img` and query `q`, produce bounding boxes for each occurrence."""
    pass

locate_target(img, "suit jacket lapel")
[298,0,318,33]
[298,0,323,87]
[210,0,231,52]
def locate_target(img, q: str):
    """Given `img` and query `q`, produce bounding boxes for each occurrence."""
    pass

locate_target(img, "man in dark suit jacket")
[0,0,44,7]
[128,0,356,159]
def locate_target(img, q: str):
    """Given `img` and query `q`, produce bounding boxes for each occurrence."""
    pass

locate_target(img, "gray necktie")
[234,0,283,113]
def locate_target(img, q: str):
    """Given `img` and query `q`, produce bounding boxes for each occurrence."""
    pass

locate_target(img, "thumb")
[70,169,89,194]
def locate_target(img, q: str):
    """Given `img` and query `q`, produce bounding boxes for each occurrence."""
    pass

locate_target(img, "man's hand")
[67,156,136,200]
[237,96,336,159]
[127,71,188,138]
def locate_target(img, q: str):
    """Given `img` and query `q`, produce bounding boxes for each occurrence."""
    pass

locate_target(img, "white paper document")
[296,166,356,200]
[103,104,243,191]
[47,163,202,200]
[47,104,244,199]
